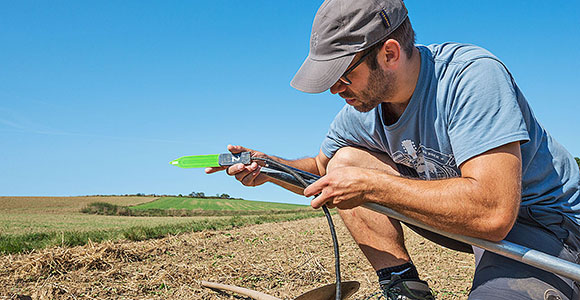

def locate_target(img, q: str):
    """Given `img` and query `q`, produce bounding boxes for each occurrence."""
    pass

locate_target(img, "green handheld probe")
[170,152,251,168]
[170,152,320,188]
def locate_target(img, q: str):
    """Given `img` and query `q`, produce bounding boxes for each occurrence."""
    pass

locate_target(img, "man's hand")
[304,166,373,209]
[205,145,270,187]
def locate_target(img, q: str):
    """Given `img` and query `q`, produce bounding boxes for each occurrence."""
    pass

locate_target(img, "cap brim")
[290,54,354,94]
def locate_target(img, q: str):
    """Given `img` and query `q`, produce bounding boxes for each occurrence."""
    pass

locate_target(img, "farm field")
[0,196,319,254]
[0,196,309,235]
[0,196,214,235]
[0,196,474,299]
[0,214,475,299]
[130,196,308,211]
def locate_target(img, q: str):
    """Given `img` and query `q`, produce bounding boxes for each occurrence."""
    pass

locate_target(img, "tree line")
[185,192,241,199]
[82,192,243,200]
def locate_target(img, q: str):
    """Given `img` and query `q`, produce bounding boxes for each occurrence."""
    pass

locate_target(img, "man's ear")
[381,39,401,67]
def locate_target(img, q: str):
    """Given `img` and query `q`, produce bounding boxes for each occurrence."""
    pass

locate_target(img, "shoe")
[378,275,435,300]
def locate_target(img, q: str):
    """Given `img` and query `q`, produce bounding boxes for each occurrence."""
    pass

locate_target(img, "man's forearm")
[366,170,519,241]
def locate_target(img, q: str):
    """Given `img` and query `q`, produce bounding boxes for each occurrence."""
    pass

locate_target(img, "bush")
[81,202,121,215]
[575,157,579,169]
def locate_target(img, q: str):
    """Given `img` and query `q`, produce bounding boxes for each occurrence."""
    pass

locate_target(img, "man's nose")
[330,81,347,94]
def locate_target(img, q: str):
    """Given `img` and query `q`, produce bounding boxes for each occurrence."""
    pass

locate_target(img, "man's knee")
[327,147,398,174]
[338,206,405,242]
[327,147,365,171]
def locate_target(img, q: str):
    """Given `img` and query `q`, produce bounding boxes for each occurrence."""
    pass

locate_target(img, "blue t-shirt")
[321,43,580,223]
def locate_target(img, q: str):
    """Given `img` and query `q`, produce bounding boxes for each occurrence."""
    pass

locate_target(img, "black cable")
[251,157,342,300]
[321,205,342,300]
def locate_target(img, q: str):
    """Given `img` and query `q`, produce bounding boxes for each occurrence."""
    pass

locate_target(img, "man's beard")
[341,66,396,112]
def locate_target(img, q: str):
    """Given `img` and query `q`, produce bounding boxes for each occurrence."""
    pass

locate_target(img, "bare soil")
[0,216,474,299]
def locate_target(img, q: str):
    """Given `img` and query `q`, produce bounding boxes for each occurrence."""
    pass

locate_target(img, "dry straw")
[0,217,474,299]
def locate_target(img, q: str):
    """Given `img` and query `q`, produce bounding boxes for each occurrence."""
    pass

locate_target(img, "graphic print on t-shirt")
[391,140,459,180]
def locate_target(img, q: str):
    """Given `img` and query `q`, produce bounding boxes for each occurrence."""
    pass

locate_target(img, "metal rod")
[363,202,580,282]
[201,281,281,300]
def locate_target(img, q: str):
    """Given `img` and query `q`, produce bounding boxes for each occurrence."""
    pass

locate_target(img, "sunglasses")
[338,50,373,85]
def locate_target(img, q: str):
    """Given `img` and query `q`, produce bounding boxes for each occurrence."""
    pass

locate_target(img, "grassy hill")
[130,197,307,211]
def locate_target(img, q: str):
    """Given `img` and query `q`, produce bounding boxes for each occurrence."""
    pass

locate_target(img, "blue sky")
[1,1,578,205]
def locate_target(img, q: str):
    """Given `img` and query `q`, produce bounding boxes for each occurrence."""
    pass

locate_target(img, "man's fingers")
[231,162,259,184]
[205,161,251,175]
[227,144,250,154]
[305,177,333,208]
[311,190,329,209]
[241,166,262,186]
[226,163,246,176]
[205,166,226,174]
[238,169,259,186]
[205,160,260,187]
[304,177,324,197]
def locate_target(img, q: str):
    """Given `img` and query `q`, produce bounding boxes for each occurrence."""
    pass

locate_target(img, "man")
[206,0,580,299]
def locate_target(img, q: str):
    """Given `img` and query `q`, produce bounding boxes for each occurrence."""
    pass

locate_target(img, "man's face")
[334,55,397,112]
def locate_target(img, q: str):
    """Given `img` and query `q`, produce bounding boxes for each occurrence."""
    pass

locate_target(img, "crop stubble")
[0,215,474,299]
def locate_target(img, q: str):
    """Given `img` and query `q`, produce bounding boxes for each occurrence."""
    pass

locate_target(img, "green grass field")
[0,196,320,254]
[130,197,308,211]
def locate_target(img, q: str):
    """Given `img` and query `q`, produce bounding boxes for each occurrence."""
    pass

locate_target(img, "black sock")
[376,261,420,284]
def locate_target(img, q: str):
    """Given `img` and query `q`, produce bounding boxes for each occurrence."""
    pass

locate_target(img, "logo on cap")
[379,10,391,28]
[311,32,319,51]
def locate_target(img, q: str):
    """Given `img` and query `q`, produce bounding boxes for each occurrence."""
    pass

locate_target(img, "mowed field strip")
[130,196,308,211]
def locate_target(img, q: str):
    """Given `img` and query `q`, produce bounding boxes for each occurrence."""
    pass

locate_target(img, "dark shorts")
[405,208,580,300]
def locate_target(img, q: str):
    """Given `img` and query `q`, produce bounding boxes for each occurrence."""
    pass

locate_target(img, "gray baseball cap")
[290,0,408,93]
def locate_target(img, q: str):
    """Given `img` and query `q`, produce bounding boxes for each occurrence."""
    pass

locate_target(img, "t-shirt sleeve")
[320,105,384,159]
[321,106,355,159]
[447,58,530,166]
